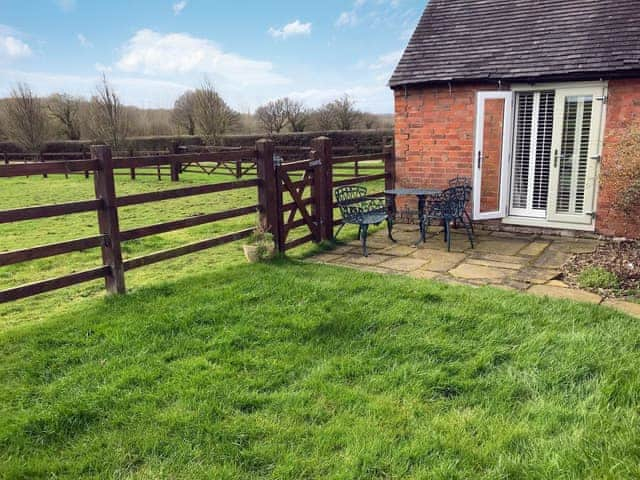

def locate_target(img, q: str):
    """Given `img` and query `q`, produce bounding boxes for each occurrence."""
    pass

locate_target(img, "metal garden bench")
[335,186,395,257]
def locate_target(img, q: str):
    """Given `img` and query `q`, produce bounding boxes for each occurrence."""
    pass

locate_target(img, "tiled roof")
[389,0,640,87]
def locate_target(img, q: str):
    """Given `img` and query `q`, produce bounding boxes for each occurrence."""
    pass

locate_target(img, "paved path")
[307,224,640,318]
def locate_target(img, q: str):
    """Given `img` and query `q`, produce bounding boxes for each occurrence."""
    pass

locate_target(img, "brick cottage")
[389,0,640,239]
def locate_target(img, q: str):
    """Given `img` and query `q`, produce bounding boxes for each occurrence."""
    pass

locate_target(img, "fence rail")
[0,137,395,303]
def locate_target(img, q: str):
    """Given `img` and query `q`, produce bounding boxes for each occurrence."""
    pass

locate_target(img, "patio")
[308,224,640,318]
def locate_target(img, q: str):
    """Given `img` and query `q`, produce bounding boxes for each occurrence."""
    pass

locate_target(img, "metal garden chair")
[335,186,395,257]
[424,185,474,252]
[448,176,474,233]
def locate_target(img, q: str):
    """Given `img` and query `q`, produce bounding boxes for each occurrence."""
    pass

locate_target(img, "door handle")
[554,149,558,168]
[477,150,482,169]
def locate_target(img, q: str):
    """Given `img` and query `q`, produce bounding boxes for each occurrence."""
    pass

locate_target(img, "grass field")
[2,169,639,478]
[0,167,383,329]
[1,261,639,479]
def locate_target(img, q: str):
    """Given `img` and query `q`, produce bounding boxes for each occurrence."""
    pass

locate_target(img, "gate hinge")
[596,95,608,104]
[586,211,597,219]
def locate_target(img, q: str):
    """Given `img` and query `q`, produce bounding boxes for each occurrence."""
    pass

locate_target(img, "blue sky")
[0,0,424,113]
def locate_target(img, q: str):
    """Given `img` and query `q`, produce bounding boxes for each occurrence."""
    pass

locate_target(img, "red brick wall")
[393,81,640,239]
[480,98,506,212]
[597,78,640,238]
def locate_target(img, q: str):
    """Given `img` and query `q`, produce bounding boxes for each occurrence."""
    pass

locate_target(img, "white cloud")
[286,85,392,112]
[369,49,402,70]
[94,62,112,73]
[55,0,76,11]
[0,35,32,60]
[336,11,358,27]
[115,29,289,86]
[77,33,93,48]
[268,20,312,40]
[172,1,187,15]
[0,68,192,109]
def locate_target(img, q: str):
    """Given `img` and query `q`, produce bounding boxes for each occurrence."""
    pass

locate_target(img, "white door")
[509,91,556,218]
[473,92,514,220]
[547,86,606,224]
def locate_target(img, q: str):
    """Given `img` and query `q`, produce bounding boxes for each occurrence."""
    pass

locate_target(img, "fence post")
[311,136,334,242]
[256,139,284,252]
[92,145,126,295]
[40,153,48,179]
[235,159,242,179]
[383,140,395,191]
[170,142,181,182]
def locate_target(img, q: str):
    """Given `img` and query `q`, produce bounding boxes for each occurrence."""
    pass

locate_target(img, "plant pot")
[243,244,275,263]
[243,244,260,263]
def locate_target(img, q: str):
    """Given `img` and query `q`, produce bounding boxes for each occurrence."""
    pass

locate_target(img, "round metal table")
[384,188,442,243]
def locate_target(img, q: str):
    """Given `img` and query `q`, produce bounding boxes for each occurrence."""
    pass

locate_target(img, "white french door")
[547,87,605,224]
[473,91,514,220]
[509,91,555,218]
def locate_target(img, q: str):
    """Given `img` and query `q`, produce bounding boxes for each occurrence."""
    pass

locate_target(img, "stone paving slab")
[473,238,530,256]
[449,263,511,281]
[534,249,573,269]
[468,253,531,265]
[512,267,561,285]
[601,299,640,318]
[382,244,418,256]
[410,250,466,272]
[343,254,391,266]
[407,269,440,280]
[519,241,550,256]
[528,285,602,304]
[378,256,428,272]
[466,258,524,271]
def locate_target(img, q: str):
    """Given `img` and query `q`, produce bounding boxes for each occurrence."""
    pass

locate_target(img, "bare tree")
[283,97,309,132]
[2,82,49,152]
[88,75,129,150]
[330,94,361,131]
[312,104,335,131]
[192,79,239,145]
[255,98,288,135]
[171,91,197,135]
[361,112,380,130]
[47,93,82,140]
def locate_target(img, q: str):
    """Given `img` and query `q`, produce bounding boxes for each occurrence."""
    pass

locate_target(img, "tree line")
[0,77,392,152]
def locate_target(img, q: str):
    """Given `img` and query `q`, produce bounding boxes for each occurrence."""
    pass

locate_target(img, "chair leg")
[462,216,474,249]
[360,224,369,257]
[464,211,475,234]
[386,218,396,243]
[335,223,346,239]
[444,221,452,252]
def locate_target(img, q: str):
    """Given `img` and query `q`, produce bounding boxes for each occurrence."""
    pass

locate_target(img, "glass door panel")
[473,92,513,220]
[548,87,604,224]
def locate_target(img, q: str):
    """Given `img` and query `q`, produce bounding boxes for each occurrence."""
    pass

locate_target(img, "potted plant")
[243,215,275,263]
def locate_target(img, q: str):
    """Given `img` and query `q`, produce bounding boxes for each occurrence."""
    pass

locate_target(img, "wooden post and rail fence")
[0,137,395,303]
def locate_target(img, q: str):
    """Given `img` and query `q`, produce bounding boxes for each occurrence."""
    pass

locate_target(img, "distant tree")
[88,75,129,150]
[361,112,379,130]
[192,79,239,145]
[330,94,361,131]
[312,104,335,131]
[255,98,288,135]
[47,93,82,140]
[283,97,309,132]
[2,82,49,152]
[172,91,197,135]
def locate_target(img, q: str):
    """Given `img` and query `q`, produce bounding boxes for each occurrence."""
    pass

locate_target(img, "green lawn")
[0,167,383,329]
[1,261,639,479]
[2,168,639,478]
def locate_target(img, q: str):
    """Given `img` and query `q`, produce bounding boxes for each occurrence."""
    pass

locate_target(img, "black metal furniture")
[424,185,475,252]
[384,188,442,244]
[335,186,395,257]
[448,176,474,233]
